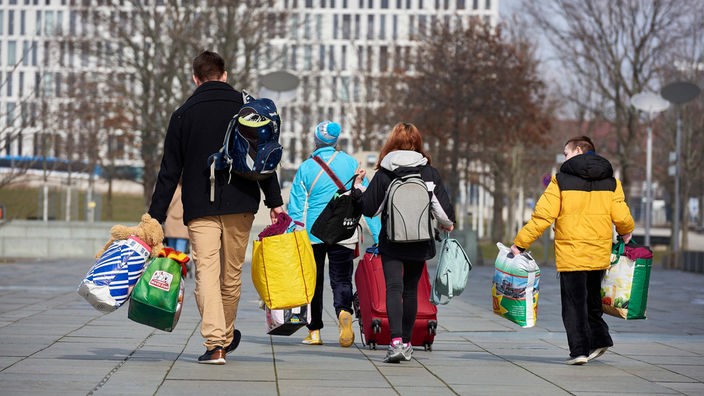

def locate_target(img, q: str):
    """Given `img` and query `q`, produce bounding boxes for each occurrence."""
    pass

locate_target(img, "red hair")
[376,122,431,169]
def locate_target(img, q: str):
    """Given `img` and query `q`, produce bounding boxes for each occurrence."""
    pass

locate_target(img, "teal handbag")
[431,233,472,305]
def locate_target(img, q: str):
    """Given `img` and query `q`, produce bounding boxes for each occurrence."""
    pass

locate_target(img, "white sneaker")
[588,346,608,361]
[565,355,588,365]
[402,343,413,361]
[384,340,405,363]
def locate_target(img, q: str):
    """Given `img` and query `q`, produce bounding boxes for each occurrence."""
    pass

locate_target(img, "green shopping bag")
[128,256,185,332]
[601,239,652,320]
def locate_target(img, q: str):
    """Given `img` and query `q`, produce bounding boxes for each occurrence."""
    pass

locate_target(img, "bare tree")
[376,18,552,242]
[523,0,694,192]
[82,1,284,207]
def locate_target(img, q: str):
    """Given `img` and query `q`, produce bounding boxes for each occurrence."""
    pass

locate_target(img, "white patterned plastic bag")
[77,236,151,313]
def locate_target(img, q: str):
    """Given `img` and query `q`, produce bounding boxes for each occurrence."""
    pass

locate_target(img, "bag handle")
[312,155,355,191]
[309,152,339,195]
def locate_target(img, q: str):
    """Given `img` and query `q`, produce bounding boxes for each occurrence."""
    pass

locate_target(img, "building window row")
[285,0,491,10]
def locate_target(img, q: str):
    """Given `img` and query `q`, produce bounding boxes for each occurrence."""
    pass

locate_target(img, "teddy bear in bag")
[77,213,164,313]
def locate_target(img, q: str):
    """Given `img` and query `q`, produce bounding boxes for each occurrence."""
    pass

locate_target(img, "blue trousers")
[307,243,355,330]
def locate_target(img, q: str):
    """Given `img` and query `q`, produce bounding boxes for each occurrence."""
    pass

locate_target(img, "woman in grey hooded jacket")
[353,122,455,363]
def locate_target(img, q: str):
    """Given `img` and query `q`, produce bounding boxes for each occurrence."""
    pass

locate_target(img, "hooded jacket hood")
[560,152,613,181]
[380,150,428,172]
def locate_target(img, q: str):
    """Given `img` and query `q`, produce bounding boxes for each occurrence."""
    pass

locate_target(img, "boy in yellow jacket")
[511,136,634,365]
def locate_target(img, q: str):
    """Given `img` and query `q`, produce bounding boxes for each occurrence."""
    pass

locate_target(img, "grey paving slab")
[0,250,703,395]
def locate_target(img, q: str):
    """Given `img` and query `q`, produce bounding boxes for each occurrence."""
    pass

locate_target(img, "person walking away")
[353,122,454,363]
[287,120,381,347]
[149,50,284,365]
[510,135,634,365]
[164,181,189,253]
[164,181,193,277]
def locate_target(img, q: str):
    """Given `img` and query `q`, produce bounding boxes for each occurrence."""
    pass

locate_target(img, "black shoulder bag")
[309,156,362,245]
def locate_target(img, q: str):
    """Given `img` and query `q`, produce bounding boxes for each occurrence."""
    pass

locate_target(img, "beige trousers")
[188,213,254,350]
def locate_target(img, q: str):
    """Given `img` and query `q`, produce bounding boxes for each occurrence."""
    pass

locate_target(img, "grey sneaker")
[588,346,608,361]
[384,341,405,363]
[565,355,588,365]
[402,343,413,361]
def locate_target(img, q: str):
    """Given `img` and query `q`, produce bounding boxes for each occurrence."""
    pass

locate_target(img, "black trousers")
[307,243,355,331]
[381,255,425,343]
[559,270,613,357]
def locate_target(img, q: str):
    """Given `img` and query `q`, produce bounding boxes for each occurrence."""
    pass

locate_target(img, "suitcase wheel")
[372,319,381,334]
[428,320,437,335]
[424,343,432,351]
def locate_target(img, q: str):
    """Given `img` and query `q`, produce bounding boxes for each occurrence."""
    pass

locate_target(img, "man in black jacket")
[149,51,284,365]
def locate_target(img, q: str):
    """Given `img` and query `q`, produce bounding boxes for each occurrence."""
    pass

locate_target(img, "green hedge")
[0,187,145,222]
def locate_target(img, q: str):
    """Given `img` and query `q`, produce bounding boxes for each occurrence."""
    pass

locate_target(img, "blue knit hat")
[314,121,341,148]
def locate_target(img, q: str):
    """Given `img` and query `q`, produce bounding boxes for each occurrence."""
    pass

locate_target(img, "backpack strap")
[209,117,237,202]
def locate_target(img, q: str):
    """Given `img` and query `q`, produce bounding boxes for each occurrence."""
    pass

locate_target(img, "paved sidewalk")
[1,243,703,395]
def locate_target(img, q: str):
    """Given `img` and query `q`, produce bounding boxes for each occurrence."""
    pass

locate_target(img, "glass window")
[340,76,350,101]
[367,15,374,40]
[8,10,15,35]
[7,102,16,128]
[318,45,325,70]
[379,15,385,39]
[457,0,464,9]
[7,41,17,66]
[45,11,55,35]
[328,45,334,71]
[22,41,29,66]
[354,15,360,40]
[333,14,338,39]
[6,72,13,96]
[342,14,350,40]
[485,0,490,9]
[43,73,52,97]
[20,10,25,35]
[316,15,322,38]
[381,0,388,8]
[472,0,478,9]
[303,14,311,39]
[304,45,312,70]
[392,15,397,40]
[418,15,426,37]
[379,46,388,71]
[340,45,347,70]
[0,11,4,35]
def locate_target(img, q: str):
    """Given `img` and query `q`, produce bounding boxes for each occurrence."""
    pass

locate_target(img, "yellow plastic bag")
[251,230,316,310]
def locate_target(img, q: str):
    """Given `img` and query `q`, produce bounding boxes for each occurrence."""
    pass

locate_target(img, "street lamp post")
[660,81,701,267]
[630,92,669,247]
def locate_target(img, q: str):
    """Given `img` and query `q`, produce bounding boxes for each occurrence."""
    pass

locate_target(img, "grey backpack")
[384,173,433,242]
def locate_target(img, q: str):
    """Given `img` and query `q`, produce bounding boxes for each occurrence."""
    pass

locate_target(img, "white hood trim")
[380,150,428,171]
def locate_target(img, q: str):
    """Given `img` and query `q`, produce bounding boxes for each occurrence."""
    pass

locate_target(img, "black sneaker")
[198,346,226,365]
[226,329,242,354]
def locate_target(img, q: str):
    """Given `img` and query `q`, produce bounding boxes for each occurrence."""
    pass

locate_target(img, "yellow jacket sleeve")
[514,176,561,250]
[611,180,635,236]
